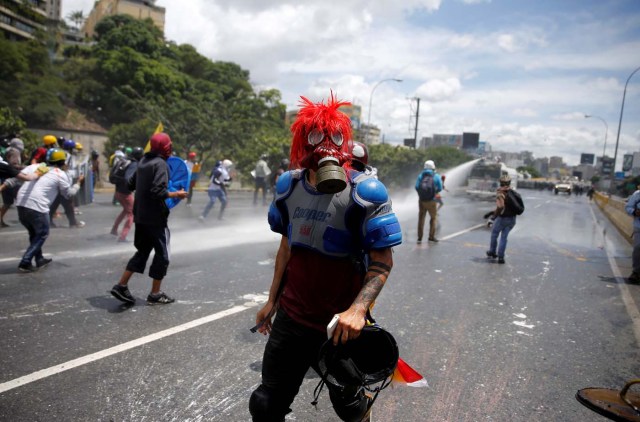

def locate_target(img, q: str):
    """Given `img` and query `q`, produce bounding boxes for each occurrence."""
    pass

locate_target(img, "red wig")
[290,92,353,169]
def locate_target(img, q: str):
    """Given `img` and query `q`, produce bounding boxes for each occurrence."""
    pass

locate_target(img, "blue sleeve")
[435,174,443,192]
[626,191,640,216]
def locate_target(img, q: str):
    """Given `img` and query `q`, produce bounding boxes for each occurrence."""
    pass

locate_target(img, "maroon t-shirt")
[279,247,362,332]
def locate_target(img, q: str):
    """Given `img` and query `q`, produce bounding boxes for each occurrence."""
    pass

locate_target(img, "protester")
[271,158,289,201]
[110,147,143,242]
[29,134,57,165]
[415,160,443,243]
[184,152,200,206]
[0,138,24,227]
[350,141,378,178]
[12,149,83,272]
[110,147,126,206]
[49,140,85,228]
[199,159,232,221]
[109,133,187,305]
[90,150,100,188]
[253,153,271,206]
[625,184,640,283]
[435,174,448,210]
[250,93,402,422]
[486,174,524,264]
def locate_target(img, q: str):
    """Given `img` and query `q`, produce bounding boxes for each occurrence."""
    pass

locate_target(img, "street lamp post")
[366,78,402,144]
[584,114,608,159]
[611,65,640,193]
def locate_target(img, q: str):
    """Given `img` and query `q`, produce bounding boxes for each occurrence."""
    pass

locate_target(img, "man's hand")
[333,304,367,345]
[255,302,277,335]
[78,174,85,184]
[634,209,640,217]
[169,189,188,199]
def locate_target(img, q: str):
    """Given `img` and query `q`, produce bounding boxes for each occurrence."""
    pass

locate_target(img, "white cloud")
[416,78,462,102]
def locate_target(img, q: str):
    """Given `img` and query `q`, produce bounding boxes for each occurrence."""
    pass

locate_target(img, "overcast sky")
[62,0,640,168]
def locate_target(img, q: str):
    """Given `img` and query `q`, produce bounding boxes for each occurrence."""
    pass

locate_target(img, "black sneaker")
[110,284,135,304]
[147,292,175,305]
[486,251,497,259]
[498,257,505,264]
[36,258,52,268]
[628,272,640,284]
[428,237,439,242]
[18,263,38,273]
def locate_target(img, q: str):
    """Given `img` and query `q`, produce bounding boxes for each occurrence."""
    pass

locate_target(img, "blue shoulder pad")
[275,170,295,196]
[268,202,285,235]
[364,213,402,249]
[355,177,388,204]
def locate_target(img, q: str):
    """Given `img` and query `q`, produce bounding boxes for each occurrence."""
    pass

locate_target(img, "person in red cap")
[110,132,188,305]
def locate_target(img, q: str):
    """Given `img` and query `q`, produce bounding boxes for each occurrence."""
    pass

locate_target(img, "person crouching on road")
[110,133,188,306]
[13,149,83,272]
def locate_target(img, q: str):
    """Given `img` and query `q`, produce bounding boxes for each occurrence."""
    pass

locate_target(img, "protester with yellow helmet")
[11,148,84,272]
[30,134,58,165]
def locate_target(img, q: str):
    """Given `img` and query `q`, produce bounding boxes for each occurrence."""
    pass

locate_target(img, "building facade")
[0,0,48,40]
[82,0,165,38]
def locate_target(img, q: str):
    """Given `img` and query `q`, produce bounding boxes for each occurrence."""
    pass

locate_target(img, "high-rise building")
[45,0,61,21]
[82,0,166,38]
[549,156,564,169]
[0,0,48,40]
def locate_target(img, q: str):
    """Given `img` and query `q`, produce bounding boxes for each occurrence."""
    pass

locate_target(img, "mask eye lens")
[330,131,343,146]
[308,129,324,146]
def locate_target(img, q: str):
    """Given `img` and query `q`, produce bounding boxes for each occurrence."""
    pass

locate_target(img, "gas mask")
[301,128,349,194]
[289,93,354,194]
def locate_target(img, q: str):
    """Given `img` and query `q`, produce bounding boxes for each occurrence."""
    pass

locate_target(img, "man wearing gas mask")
[250,93,402,422]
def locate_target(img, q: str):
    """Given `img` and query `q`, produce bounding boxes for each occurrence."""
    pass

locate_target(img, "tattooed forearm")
[354,274,385,309]
[351,248,394,311]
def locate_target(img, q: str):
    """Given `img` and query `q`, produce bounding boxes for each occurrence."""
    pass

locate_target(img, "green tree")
[67,10,85,30]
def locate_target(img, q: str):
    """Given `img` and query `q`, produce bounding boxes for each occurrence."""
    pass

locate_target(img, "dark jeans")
[254,177,268,205]
[126,224,170,280]
[250,310,369,422]
[18,206,49,266]
[49,194,77,226]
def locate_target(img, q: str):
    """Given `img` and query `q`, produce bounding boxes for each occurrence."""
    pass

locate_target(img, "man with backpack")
[415,160,443,243]
[486,174,524,264]
[110,147,143,242]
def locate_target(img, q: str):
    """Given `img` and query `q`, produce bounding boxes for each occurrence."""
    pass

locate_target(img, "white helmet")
[222,159,233,169]
[424,160,435,170]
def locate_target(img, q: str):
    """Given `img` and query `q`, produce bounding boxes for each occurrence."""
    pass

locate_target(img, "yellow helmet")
[75,142,83,151]
[43,135,57,146]
[46,148,67,165]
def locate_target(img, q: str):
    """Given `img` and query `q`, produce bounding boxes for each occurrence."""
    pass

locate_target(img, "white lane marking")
[0,303,254,394]
[440,223,485,241]
[589,205,640,345]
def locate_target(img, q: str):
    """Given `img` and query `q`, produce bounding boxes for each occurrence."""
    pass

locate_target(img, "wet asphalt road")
[0,184,638,421]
